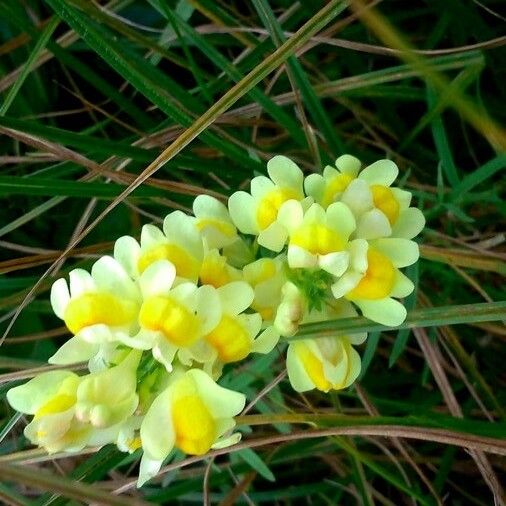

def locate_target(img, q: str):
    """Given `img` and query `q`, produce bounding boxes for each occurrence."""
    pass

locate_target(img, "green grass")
[0,0,505,504]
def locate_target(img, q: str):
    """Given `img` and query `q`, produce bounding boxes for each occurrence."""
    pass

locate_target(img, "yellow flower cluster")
[7,154,424,486]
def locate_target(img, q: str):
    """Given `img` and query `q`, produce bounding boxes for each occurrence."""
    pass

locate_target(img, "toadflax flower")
[7,351,140,453]
[123,259,221,371]
[331,239,418,326]
[228,155,309,252]
[193,194,238,249]
[114,211,203,283]
[138,368,245,486]
[183,281,279,371]
[242,255,287,322]
[286,300,366,392]
[281,201,357,277]
[199,248,242,288]
[49,256,141,369]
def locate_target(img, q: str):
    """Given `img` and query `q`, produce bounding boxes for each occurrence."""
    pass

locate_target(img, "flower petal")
[355,209,392,239]
[7,370,78,414]
[50,278,70,319]
[287,245,317,269]
[252,325,280,354]
[372,238,419,267]
[92,256,139,300]
[319,251,350,277]
[335,154,361,176]
[114,236,141,278]
[218,281,254,315]
[190,369,246,419]
[228,191,257,234]
[197,285,222,334]
[304,173,325,202]
[267,155,303,190]
[392,208,425,239]
[354,297,407,326]
[341,179,373,217]
[286,342,316,392]
[331,272,363,299]
[358,159,398,186]
[137,454,163,488]
[250,175,275,197]
[139,260,176,298]
[327,202,356,240]
[277,199,304,233]
[257,221,288,252]
[48,335,98,365]
[69,269,95,297]
[348,239,369,273]
[140,224,166,249]
[140,388,175,461]
[391,270,414,298]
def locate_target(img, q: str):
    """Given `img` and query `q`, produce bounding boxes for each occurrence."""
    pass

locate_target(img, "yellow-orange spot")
[128,436,142,451]
[371,185,400,224]
[199,253,241,288]
[243,259,276,287]
[139,296,201,347]
[196,218,235,237]
[347,249,395,300]
[138,244,200,280]
[172,395,216,455]
[322,173,353,207]
[294,343,331,392]
[64,293,137,335]
[205,315,251,363]
[34,394,75,419]
[256,188,299,230]
[291,224,344,255]
[256,306,274,321]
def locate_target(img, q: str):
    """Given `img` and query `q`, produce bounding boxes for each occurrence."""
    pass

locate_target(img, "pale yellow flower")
[286,300,365,392]
[199,248,242,288]
[228,156,309,252]
[138,369,245,486]
[242,255,287,322]
[49,256,141,368]
[281,201,356,277]
[7,351,140,453]
[123,260,221,371]
[331,239,418,326]
[114,211,203,283]
[193,194,238,249]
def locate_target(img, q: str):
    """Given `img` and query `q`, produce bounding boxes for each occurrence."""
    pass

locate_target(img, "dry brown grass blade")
[413,327,505,505]
[420,245,506,274]
[356,385,443,506]
[111,424,506,494]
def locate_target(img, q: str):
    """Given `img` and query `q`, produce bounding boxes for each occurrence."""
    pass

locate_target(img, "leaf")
[235,447,276,482]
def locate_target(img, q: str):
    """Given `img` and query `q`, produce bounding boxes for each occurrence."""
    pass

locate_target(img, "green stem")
[290,301,506,340]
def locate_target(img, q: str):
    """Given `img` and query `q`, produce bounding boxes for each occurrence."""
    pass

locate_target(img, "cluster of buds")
[7,154,424,486]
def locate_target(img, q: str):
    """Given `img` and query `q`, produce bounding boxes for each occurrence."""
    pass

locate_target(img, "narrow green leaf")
[293,301,506,341]
[0,176,166,199]
[236,447,276,482]
[389,261,420,366]
[46,0,261,172]
[450,154,506,199]
[152,0,309,148]
[0,18,59,115]
[252,0,346,158]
